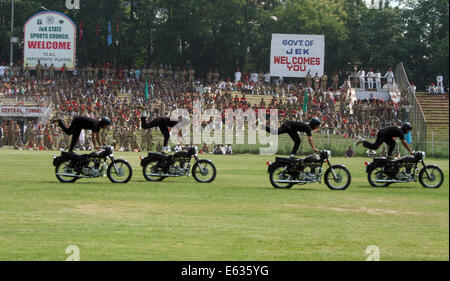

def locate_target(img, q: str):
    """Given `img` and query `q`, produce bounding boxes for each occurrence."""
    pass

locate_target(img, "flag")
[405,131,412,144]
[79,22,84,42]
[144,78,149,101]
[107,20,112,46]
[302,90,308,112]
[115,18,120,45]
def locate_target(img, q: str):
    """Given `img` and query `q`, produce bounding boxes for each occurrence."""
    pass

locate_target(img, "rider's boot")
[355,137,364,146]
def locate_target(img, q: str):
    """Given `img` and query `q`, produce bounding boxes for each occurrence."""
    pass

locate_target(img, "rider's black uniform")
[265,121,312,155]
[58,116,100,152]
[362,125,405,156]
[141,117,189,147]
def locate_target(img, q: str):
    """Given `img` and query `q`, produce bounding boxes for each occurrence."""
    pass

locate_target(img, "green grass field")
[0,149,448,261]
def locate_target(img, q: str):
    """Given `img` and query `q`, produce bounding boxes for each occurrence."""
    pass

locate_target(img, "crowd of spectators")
[0,62,409,152]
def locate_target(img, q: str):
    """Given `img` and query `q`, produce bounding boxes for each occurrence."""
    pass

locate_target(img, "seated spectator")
[202,143,210,153]
[212,144,225,154]
[428,83,436,95]
[155,141,162,152]
[344,146,354,158]
[226,144,233,155]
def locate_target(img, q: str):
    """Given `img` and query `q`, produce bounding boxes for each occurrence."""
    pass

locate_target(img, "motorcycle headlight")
[326,150,331,159]
[420,151,425,159]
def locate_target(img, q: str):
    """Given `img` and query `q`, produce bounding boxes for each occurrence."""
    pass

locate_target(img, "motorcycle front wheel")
[324,165,351,190]
[107,159,132,183]
[55,160,78,183]
[192,160,217,183]
[419,165,444,188]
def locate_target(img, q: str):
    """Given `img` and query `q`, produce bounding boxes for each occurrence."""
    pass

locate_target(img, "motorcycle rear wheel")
[55,160,78,183]
[367,167,390,187]
[142,161,167,182]
[269,166,294,189]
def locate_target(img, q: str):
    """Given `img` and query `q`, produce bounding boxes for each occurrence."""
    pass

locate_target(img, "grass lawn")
[0,149,448,261]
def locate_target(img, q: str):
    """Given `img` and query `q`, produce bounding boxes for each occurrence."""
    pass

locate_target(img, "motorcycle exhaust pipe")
[375,179,411,183]
[145,173,182,177]
[275,180,313,184]
[55,173,81,178]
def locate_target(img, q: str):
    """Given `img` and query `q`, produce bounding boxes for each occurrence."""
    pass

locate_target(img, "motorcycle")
[365,151,444,188]
[53,146,132,183]
[266,150,351,190]
[140,146,217,183]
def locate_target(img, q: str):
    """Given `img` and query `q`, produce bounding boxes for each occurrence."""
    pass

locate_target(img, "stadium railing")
[394,62,428,152]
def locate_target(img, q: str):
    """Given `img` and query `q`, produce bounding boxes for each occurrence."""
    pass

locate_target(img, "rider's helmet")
[99,117,111,127]
[401,122,412,133]
[309,117,321,130]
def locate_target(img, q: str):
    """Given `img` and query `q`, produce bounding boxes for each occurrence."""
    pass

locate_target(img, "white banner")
[23,11,76,70]
[270,34,325,78]
[355,90,391,101]
[0,106,48,117]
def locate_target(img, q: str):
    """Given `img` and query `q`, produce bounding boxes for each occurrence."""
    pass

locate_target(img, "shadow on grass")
[357,185,417,189]
[40,181,128,185]
[252,186,317,191]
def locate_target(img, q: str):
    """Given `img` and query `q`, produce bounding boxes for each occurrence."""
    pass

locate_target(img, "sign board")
[0,106,48,117]
[270,33,324,78]
[23,11,76,70]
[355,90,392,101]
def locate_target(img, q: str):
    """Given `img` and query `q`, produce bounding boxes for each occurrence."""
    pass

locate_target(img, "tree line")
[0,0,448,90]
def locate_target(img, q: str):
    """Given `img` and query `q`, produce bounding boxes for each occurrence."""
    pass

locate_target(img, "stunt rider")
[356,122,413,158]
[51,116,111,152]
[138,107,190,153]
[264,117,321,158]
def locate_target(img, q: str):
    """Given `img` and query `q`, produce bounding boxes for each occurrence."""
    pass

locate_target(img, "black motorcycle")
[266,150,351,190]
[53,146,132,183]
[140,146,216,183]
[365,151,444,188]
